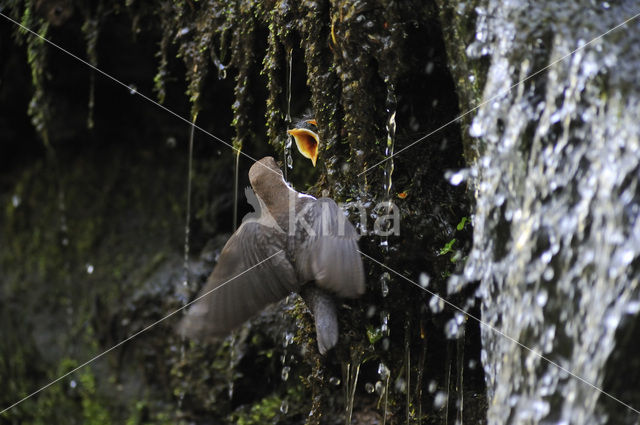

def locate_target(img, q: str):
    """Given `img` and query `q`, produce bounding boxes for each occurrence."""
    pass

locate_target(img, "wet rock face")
[2,0,481,423]
[459,1,640,423]
[36,0,73,26]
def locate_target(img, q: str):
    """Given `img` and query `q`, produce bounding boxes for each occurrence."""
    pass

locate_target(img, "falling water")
[82,15,99,130]
[87,74,95,129]
[344,361,361,425]
[378,362,390,425]
[404,322,412,425]
[183,115,196,288]
[456,331,465,424]
[380,83,396,251]
[177,114,197,412]
[232,147,241,231]
[416,322,427,425]
[458,1,640,423]
[443,343,452,424]
[284,47,293,180]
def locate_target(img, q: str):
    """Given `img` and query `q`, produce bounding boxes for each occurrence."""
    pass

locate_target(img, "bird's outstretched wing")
[297,198,365,298]
[178,220,297,340]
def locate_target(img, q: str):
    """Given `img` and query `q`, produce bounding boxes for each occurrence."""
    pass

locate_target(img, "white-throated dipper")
[178,157,365,354]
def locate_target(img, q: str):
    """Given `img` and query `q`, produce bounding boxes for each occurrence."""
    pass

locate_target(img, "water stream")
[457,1,640,423]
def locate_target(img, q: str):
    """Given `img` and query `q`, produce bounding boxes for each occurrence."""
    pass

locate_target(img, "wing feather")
[178,220,297,340]
[298,198,366,298]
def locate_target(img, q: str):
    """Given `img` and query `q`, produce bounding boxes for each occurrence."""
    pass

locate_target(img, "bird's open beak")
[287,128,319,167]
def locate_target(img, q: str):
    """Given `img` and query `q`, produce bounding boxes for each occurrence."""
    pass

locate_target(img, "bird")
[178,156,365,354]
[287,119,319,166]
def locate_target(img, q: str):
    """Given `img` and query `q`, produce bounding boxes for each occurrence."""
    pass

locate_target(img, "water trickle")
[381,83,397,251]
[183,115,197,291]
[232,148,241,231]
[283,47,293,180]
[345,361,362,425]
[456,335,465,424]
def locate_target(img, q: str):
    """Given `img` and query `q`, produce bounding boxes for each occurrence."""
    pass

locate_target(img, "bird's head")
[248,157,286,200]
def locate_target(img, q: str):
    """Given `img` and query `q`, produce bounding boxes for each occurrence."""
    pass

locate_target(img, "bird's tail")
[300,285,338,355]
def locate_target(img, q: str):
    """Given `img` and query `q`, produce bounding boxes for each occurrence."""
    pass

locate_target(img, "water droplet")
[281,366,290,381]
[468,359,477,370]
[366,305,377,318]
[69,380,77,388]
[86,263,94,274]
[429,295,445,313]
[425,62,434,74]
[394,377,406,393]
[166,136,177,148]
[434,391,447,409]
[329,376,341,386]
[375,380,384,395]
[382,337,390,351]
[128,84,137,95]
[536,289,548,307]
[280,399,289,414]
[419,273,430,288]
[469,119,484,137]
[61,238,69,246]
[11,194,20,207]
[365,382,375,393]
[380,272,391,297]
[444,318,460,339]
[428,380,437,393]
[283,332,294,347]
[380,312,389,335]
[378,362,390,380]
[447,169,468,186]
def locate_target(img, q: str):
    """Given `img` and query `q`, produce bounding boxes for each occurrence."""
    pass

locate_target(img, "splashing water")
[459,1,640,423]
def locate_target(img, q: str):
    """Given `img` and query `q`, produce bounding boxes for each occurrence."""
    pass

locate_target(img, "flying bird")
[178,157,365,354]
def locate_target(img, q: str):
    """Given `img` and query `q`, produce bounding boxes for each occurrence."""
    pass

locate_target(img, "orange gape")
[287,127,319,166]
